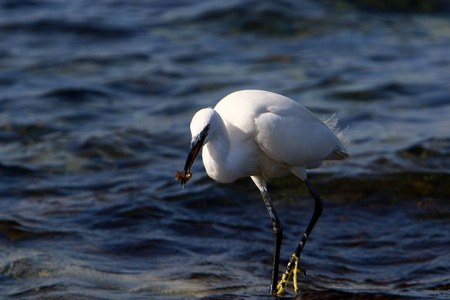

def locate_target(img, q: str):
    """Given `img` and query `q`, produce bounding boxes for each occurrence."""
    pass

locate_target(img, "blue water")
[0,1,449,299]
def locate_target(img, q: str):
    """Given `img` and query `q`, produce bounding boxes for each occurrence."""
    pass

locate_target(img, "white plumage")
[190,89,348,187]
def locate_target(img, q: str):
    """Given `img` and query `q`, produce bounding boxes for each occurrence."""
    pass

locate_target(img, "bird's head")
[176,108,215,189]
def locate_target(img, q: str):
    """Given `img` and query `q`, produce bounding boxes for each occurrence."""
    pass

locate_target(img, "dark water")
[0,1,449,299]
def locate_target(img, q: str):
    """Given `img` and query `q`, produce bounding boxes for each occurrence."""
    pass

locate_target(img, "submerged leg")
[260,188,283,295]
[276,178,324,295]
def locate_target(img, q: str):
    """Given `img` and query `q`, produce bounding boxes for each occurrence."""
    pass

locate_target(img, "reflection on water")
[0,0,449,299]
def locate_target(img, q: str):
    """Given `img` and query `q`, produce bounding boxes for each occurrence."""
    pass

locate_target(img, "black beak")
[181,134,205,189]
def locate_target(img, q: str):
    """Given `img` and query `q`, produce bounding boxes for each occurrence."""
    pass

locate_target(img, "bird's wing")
[254,105,345,168]
[214,90,348,167]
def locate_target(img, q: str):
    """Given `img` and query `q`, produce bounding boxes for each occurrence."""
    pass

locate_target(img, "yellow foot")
[275,253,306,296]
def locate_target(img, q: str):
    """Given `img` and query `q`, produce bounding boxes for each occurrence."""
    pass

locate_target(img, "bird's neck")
[205,116,230,162]
[202,116,238,183]
[203,115,258,183]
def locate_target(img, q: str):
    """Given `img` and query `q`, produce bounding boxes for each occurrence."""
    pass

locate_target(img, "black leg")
[295,178,323,256]
[276,178,324,294]
[260,188,283,295]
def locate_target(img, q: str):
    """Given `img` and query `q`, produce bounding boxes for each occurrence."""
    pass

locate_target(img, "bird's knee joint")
[273,225,283,236]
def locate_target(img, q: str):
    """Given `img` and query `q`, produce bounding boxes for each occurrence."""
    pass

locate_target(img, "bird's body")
[177,89,348,296]
[194,90,347,185]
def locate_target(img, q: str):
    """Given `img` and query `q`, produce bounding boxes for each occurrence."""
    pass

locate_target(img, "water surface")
[0,1,449,299]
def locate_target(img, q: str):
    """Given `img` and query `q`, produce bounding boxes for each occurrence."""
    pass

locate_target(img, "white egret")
[176,90,349,296]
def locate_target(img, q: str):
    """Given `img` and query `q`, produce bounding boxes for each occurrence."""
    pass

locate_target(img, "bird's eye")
[204,124,210,133]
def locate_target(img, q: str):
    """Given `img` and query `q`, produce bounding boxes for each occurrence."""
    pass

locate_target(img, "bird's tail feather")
[323,114,350,161]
